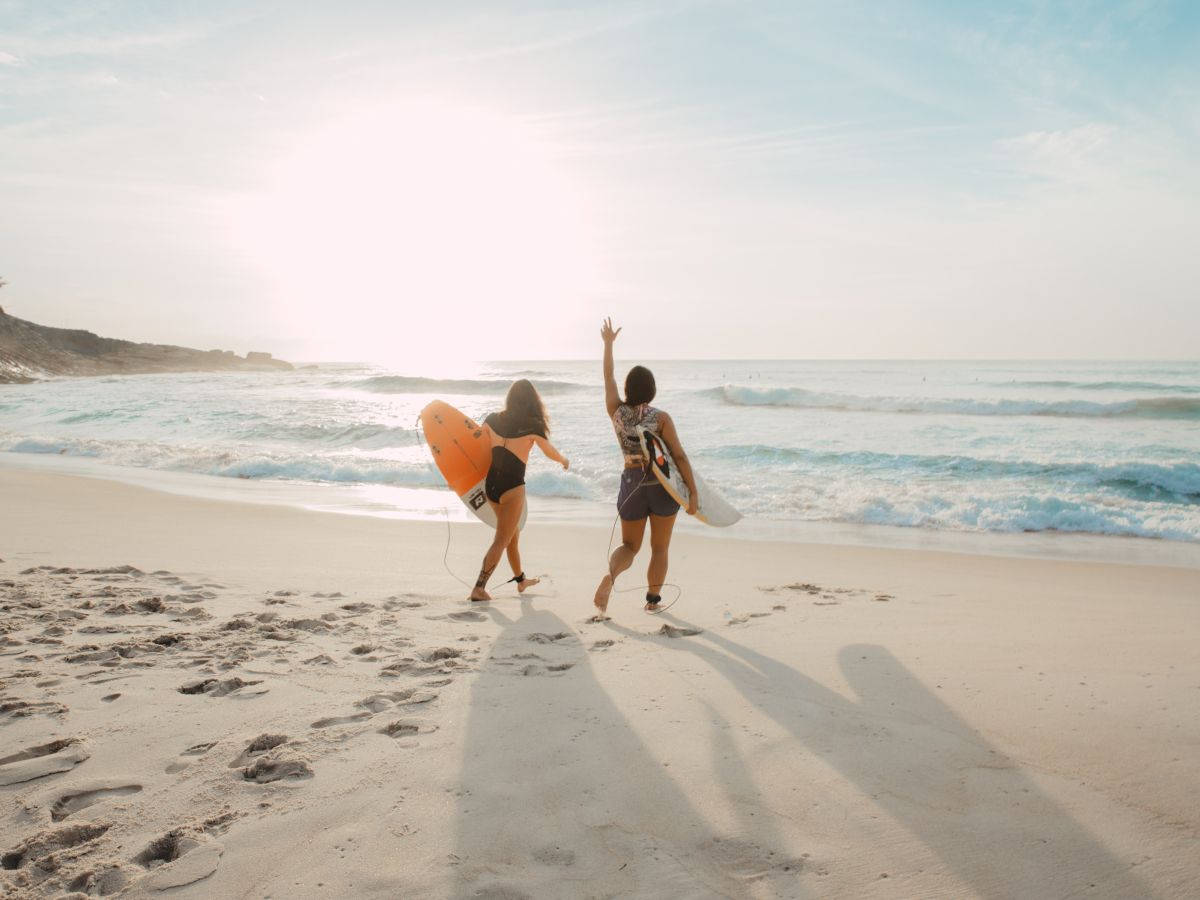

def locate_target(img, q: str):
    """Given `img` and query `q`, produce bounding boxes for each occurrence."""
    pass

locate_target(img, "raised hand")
[600,317,622,344]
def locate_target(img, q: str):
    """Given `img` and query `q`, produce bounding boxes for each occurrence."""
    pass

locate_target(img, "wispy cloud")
[1010,123,1112,161]
[0,50,21,66]
[429,1,696,67]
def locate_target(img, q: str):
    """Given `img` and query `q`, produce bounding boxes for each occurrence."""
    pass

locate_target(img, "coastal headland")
[0,308,292,383]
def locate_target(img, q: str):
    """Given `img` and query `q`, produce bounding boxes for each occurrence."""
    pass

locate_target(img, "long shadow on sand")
[449,600,814,900]
[603,613,1154,899]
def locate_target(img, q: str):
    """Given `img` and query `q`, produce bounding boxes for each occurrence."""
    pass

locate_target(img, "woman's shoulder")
[491,411,545,439]
[614,403,668,426]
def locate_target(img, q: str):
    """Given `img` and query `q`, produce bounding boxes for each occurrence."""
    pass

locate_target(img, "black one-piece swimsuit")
[483,413,543,502]
[485,445,526,502]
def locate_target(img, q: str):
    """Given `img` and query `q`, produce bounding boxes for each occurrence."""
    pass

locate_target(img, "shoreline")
[4,450,1198,572]
[2,466,1198,897]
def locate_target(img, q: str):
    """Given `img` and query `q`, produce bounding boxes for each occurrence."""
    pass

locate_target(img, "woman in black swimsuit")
[470,379,569,602]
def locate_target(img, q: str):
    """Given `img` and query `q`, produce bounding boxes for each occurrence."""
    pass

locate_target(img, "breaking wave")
[711,386,1200,419]
[702,445,1200,502]
[993,379,1200,393]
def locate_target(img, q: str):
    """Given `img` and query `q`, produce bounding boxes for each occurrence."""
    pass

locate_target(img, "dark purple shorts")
[617,468,680,521]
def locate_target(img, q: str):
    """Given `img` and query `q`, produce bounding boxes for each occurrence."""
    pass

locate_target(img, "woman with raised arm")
[470,379,569,602]
[593,318,697,619]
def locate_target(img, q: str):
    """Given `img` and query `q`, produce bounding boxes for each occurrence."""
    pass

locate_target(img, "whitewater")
[2,359,1198,547]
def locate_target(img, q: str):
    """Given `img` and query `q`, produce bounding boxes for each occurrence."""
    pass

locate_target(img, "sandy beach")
[1,465,1198,899]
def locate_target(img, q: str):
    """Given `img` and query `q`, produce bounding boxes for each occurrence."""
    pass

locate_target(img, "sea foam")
[713,385,1200,419]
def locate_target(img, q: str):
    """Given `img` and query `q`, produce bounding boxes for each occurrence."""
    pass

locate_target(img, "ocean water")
[2,360,1199,550]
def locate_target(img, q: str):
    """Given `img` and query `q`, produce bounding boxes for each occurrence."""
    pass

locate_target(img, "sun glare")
[226,99,599,364]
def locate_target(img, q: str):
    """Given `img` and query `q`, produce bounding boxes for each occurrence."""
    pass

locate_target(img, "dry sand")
[1,466,1198,899]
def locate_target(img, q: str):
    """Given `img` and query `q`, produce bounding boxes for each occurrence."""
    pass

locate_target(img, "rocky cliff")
[0,309,293,383]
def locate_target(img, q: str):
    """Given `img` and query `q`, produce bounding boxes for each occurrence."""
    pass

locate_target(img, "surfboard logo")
[642,432,670,476]
[467,488,487,510]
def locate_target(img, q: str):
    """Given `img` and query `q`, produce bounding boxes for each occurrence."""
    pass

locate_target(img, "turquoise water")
[2,360,1198,543]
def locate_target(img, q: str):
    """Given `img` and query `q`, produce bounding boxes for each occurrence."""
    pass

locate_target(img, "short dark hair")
[624,366,656,406]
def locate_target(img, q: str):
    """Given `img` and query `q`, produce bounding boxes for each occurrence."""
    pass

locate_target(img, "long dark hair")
[503,379,549,436]
[624,365,656,406]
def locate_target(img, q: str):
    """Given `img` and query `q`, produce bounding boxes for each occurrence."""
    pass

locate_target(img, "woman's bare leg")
[593,517,645,617]
[470,491,525,601]
[505,530,541,593]
[646,512,677,607]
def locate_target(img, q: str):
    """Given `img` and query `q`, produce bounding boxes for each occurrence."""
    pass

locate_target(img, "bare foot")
[644,599,662,612]
[469,589,493,603]
[593,574,613,618]
[516,576,541,594]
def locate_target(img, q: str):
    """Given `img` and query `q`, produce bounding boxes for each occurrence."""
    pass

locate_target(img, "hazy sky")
[1,1,1198,363]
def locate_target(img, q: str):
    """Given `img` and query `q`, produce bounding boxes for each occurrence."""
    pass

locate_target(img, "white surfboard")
[636,425,741,527]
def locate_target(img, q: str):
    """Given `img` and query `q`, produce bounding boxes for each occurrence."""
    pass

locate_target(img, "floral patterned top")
[612,403,663,466]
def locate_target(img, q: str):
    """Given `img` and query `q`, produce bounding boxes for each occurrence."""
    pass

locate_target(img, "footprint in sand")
[377,719,438,740]
[242,754,314,784]
[65,866,132,896]
[166,741,218,774]
[228,734,289,767]
[657,624,702,638]
[51,783,143,821]
[490,652,541,667]
[390,687,438,706]
[526,632,572,644]
[177,676,266,697]
[0,697,68,721]
[310,712,372,729]
[356,695,395,714]
[0,738,90,786]
[419,646,465,662]
[444,609,487,622]
[517,662,575,677]
[2,822,111,871]
[589,640,615,651]
[380,651,463,676]
[134,829,224,890]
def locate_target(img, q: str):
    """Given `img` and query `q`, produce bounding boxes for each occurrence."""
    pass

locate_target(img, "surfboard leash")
[416,411,680,613]
[414,412,549,598]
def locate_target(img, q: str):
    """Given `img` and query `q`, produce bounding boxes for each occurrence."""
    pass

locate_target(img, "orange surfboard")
[420,400,525,529]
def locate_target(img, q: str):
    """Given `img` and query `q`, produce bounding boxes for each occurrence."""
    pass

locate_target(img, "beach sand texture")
[2,467,1198,898]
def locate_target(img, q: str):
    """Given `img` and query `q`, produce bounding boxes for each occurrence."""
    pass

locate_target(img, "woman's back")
[611,403,665,466]
[485,411,545,463]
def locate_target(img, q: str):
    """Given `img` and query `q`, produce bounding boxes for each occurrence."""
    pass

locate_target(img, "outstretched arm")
[659,413,699,516]
[601,317,622,417]
[535,435,569,470]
